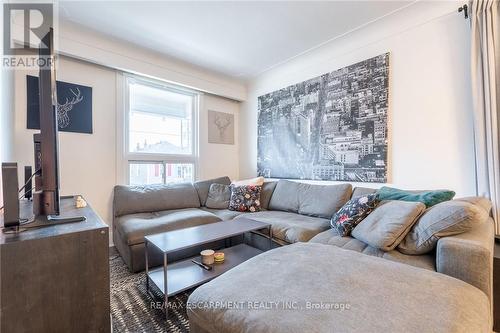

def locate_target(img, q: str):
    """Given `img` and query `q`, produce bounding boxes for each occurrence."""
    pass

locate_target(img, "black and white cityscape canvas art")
[257,53,389,183]
[27,75,93,134]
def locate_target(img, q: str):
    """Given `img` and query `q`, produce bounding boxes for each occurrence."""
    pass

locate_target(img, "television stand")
[14,215,87,231]
[1,197,87,232]
[0,195,110,332]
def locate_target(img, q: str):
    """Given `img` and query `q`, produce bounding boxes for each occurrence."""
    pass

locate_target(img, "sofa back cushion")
[260,181,277,210]
[268,180,300,213]
[351,187,377,199]
[114,183,200,217]
[268,180,352,218]
[193,176,231,206]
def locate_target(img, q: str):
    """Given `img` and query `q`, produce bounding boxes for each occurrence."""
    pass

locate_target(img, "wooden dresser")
[0,196,110,332]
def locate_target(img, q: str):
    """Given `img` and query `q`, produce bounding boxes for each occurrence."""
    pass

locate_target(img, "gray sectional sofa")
[188,241,491,333]
[113,177,352,272]
[113,176,494,332]
[113,176,232,272]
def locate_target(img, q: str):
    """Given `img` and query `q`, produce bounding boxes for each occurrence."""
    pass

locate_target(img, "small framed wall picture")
[208,110,234,145]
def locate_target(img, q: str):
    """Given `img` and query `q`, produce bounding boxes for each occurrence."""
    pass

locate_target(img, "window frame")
[123,74,199,185]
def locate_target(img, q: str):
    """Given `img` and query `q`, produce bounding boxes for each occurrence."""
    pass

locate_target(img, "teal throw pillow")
[377,187,455,208]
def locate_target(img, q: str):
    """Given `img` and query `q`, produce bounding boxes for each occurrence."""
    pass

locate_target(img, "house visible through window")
[125,76,198,185]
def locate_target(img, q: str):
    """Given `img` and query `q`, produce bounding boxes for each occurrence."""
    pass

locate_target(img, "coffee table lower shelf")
[147,243,262,299]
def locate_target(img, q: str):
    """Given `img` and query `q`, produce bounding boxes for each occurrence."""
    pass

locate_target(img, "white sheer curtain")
[470,0,500,233]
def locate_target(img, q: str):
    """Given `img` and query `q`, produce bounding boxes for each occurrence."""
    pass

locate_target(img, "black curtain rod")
[458,4,469,19]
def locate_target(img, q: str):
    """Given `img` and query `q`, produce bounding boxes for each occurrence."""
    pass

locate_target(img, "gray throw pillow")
[455,196,492,214]
[193,176,231,206]
[352,201,426,251]
[398,200,489,255]
[205,184,231,209]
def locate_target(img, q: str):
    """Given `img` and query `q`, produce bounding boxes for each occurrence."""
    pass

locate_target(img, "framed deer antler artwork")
[208,110,234,145]
[26,75,93,134]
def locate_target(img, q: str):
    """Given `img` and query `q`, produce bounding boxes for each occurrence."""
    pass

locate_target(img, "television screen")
[33,28,60,216]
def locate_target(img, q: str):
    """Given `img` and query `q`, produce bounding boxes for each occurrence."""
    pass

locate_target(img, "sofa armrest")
[436,218,494,322]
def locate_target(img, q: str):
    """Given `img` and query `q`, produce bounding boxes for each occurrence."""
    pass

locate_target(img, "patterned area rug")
[110,250,193,332]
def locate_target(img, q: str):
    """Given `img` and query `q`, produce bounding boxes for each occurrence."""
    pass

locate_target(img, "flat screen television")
[32,28,60,216]
[2,28,85,228]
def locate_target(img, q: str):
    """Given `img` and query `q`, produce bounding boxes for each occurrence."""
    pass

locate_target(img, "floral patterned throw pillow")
[228,185,262,212]
[331,194,380,237]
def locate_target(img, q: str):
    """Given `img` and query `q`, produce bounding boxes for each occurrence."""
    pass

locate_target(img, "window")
[129,162,194,185]
[125,76,198,185]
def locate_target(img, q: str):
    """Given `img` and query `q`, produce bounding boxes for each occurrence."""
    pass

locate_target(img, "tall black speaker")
[24,166,32,200]
[1,163,20,228]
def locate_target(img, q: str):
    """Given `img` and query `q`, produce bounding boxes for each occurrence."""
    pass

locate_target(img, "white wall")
[12,56,241,244]
[13,57,117,236]
[199,94,240,181]
[7,16,246,101]
[0,69,15,206]
[58,20,246,101]
[0,70,14,163]
[240,1,476,196]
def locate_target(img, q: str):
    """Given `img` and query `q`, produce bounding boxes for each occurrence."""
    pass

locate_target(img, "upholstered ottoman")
[187,243,490,333]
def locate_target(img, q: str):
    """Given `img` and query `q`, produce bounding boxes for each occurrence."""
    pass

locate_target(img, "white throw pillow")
[232,176,265,186]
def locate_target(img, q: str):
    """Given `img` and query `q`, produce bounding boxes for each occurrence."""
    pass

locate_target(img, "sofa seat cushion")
[115,208,222,246]
[200,208,245,221]
[188,243,489,333]
[310,229,435,271]
[234,211,330,243]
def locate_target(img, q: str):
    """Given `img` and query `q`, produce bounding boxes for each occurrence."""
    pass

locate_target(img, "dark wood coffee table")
[144,218,272,318]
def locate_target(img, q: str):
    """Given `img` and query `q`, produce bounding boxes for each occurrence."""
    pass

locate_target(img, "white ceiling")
[59,1,414,79]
